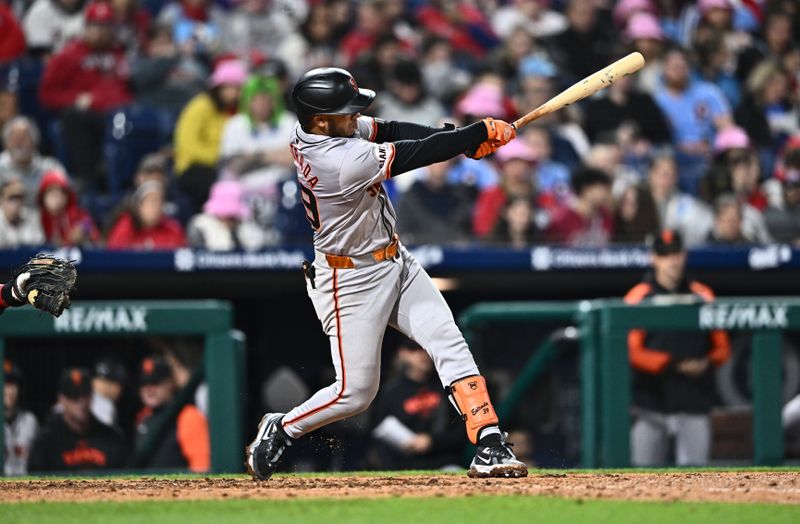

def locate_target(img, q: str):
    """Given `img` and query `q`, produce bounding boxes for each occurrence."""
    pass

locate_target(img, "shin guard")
[448,375,499,444]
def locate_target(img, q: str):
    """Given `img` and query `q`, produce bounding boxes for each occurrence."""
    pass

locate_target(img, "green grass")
[2,496,798,524]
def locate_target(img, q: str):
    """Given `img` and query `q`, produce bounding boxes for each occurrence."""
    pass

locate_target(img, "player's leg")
[630,409,669,466]
[246,262,400,479]
[388,246,526,477]
[674,413,711,466]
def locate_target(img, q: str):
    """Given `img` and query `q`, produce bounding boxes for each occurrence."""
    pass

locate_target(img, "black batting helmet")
[292,68,375,124]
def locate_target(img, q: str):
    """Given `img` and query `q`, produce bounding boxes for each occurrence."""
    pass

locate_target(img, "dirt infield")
[2,472,799,505]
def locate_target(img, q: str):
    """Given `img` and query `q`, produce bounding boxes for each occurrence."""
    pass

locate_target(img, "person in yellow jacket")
[174,59,247,211]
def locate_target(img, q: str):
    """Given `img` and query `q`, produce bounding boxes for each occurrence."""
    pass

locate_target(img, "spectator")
[219,75,295,179]
[376,60,445,127]
[625,231,731,466]
[654,46,733,157]
[37,170,100,247]
[419,37,471,105]
[582,73,672,148]
[0,178,44,248]
[693,34,741,108]
[106,181,187,250]
[491,26,537,82]
[523,126,570,201]
[737,9,794,82]
[131,22,209,112]
[0,116,66,205]
[735,60,799,160]
[613,183,659,244]
[764,149,800,243]
[106,0,152,54]
[707,194,750,244]
[157,0,223,57]
[623,12,666,95]
[294,1,339,78]
[473,139,541,238]
[173,59,246,211]
[396,159,472,245]
[222,0,305,69]
[338,0,389,67]
[370,338,462,470]
[415,0,499,60]
[490,196,539,248]
[91,357,128,428]
[39,2,134,190]
[647,153,713,247]
[0,3,25,64]
[28,367,127,472]
[547,167,613,247]
[22,0,84,57]
[4,360,38,476]
[654,46,733,194]
[187,180,267,251]
[0,69,18,139]
[135,355,210,472]
[491,0,567,40]
[546,0,614,81]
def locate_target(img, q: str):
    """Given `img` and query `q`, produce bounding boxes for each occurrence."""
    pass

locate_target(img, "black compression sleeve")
[374,118,455,142]
[390,121,488,177]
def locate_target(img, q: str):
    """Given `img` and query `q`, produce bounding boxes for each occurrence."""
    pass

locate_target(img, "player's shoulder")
[624,282,653,304]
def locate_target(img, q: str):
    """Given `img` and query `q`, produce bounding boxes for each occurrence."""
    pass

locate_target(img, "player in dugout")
[28,367,127,472]
[624,230,731,466]
[245,67,526,480]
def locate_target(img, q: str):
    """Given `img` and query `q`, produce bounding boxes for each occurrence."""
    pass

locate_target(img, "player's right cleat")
[468,433,528,478]
[245,413,292,481]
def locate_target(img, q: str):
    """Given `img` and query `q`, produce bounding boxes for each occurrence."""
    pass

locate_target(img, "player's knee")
[342,381,379,415]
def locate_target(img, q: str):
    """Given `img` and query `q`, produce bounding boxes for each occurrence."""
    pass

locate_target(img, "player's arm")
[374,118,455,142]
[390,119,515,177]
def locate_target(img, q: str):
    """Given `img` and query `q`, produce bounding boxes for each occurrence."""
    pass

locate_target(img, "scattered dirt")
[2,472,800,505]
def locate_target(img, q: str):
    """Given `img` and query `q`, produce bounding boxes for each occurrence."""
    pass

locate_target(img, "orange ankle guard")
[449,375,499,444]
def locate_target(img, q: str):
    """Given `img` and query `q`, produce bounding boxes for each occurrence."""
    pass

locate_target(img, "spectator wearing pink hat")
[173,59,248,212]
[473,139,553,238]
[624,13,666,94]
[455,79,511,121]
[187,180,267,251]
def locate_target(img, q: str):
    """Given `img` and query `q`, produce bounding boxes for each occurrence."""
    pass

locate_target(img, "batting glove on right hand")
[482,117,516,146]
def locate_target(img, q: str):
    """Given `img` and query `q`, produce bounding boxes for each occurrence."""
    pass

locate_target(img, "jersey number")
[300,184,321,231]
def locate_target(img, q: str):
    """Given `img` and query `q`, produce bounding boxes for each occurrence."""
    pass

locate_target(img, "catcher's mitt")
[11,254,77,317]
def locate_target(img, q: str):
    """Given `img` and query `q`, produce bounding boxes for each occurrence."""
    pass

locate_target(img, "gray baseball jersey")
[290,117,398,255]
[279,117,484,439]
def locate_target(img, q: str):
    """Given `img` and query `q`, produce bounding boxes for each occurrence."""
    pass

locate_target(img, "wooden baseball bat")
[513,52,646,130]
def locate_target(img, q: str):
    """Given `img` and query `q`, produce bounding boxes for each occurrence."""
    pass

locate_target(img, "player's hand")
[404,433,433,454]
[482,117,516,147]
[676,358,709,378]
[467,141,498,160]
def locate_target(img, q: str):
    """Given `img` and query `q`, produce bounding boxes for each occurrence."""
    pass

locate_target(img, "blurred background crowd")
[0,0,798,251]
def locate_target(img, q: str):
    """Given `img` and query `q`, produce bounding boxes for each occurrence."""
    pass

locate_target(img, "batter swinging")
[245,68,527,479]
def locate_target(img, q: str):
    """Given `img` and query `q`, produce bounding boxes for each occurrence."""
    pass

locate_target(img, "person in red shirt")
[37,170,100,247]
[39,2,133,190]
[106,181,186,250]
[0,4,25,64]
[547,167,613,246]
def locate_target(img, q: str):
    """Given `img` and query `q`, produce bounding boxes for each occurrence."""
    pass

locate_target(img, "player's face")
[318,113,359,138]
[140,380,175,408]
[653,252,687,288]
[60,394,92,430]
[4,382,19,413]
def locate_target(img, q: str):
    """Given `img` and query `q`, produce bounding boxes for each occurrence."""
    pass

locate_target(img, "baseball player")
[245,67,527,480]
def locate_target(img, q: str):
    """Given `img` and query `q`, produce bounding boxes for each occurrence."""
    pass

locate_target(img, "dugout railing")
[0,300,245,475]
[460,297,795,468]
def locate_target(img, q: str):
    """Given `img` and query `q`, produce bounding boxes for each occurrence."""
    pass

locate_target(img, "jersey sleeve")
[355,116,378,142]
[339,140,396,195]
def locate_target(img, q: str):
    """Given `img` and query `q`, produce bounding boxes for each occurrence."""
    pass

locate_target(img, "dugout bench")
[0,300,245,475]
[461,297,795,468]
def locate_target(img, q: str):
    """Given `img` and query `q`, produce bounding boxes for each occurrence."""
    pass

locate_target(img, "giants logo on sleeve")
[371,143,395,179]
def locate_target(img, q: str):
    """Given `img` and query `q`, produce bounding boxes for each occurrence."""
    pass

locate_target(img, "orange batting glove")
[467,141,498,159]
[482,117,516,146]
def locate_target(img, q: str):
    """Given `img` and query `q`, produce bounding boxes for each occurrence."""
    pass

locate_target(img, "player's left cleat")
[245,413,292,481]
[468,433,528,478]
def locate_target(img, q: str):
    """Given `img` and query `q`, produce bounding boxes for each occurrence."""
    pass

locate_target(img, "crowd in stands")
[0,0,798,251]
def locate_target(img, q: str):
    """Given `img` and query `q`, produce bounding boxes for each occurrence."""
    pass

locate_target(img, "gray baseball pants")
[281,244,480,438]
[630,408,712,466]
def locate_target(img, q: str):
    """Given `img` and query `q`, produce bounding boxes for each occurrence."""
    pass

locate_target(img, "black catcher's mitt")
[10,254,77,317]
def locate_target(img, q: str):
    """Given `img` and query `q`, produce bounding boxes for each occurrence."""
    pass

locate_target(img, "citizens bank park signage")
[698,303,788,330]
